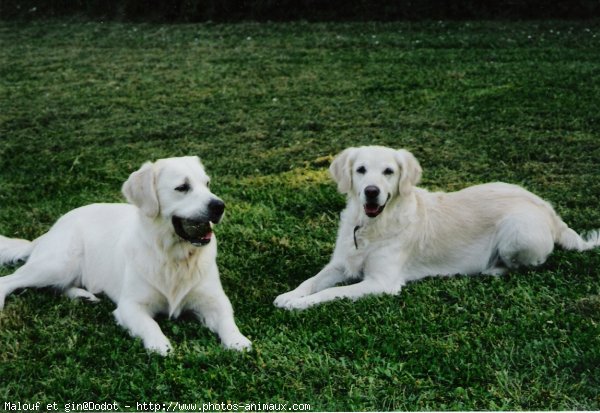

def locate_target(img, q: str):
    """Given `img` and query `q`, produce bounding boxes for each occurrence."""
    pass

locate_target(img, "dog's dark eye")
[383,168,394,176]
[356,166,366,174]
[175,183,191,193]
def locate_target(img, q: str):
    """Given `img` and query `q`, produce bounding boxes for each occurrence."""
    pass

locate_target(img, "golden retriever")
[275,145,599,310]
[0,156,251,355]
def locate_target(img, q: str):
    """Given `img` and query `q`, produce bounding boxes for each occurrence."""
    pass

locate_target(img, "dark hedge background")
[2,0,600,21]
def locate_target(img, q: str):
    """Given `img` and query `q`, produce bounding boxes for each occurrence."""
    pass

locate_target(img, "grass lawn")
[1,19,600,411]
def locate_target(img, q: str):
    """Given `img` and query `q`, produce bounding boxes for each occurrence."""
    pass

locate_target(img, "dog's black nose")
[208,199,225,222]
[364,185,380,199]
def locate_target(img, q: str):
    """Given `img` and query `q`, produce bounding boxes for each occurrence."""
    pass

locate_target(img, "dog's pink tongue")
[202,231,213,241]
[365,205,379,214]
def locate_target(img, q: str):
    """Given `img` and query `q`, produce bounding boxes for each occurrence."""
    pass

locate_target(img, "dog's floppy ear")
[329,148,357,194]
[122,161,160,218]
[395,149,422,196]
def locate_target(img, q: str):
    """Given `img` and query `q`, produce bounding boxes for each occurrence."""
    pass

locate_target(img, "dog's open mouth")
[364,194,391,218]
[172,216,213,246]
[364,203,386,218]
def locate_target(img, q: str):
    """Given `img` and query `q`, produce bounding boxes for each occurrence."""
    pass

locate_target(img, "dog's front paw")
[223,334,252,352]
[274,294,314,310]
[144,336,173,356]
[274,291,304,309]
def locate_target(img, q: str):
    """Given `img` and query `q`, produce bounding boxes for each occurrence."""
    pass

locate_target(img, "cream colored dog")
[0,156,251,355]
[275,145,600,310]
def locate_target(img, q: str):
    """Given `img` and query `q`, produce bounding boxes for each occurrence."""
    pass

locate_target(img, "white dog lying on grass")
[0,156,251,355]
[275,145,600,310]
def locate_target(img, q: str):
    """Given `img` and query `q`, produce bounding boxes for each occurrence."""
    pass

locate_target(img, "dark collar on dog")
[354,225,361,249]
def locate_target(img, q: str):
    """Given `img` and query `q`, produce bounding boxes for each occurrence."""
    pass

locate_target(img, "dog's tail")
[556,225,600,252]
[0,235,34,265]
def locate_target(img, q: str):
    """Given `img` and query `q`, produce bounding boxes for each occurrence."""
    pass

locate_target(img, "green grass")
[1,19,600,411]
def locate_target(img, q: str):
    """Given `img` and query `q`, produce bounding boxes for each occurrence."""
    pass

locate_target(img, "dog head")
[329,146,422,218]
[122,156,224,246]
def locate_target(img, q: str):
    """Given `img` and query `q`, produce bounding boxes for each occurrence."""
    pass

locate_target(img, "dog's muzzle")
[363,187,390,218]
[172,199,225,246]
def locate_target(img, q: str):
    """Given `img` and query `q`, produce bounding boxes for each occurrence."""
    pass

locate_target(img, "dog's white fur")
[275,145,600,310]
[0,156,251,355]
